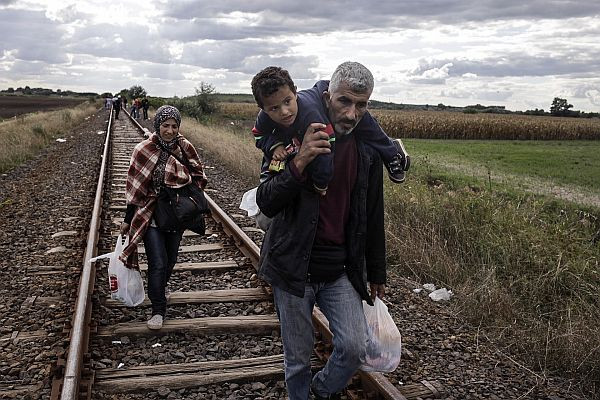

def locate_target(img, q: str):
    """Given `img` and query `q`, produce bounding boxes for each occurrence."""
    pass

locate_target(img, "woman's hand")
[119,222,130,236]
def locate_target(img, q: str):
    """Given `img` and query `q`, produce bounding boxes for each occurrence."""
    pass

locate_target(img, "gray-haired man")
[257,62,389,399]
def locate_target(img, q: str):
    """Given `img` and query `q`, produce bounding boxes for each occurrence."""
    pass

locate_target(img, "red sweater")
[315,134,357,245]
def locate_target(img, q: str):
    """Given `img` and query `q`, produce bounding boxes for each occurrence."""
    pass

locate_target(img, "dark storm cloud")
[178,39,315,72]
[159,14,312,42]
[409,51,600,81]
[178,39,318,82]
[7,60,49,76]
[0,8,68,64]
[67,23,172,64]
[162,0,600,36]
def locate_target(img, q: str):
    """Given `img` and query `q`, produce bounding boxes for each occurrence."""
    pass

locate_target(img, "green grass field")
[404,139,600,207]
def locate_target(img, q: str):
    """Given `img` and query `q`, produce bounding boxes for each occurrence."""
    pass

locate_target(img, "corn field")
[371,110,600,140]
[218,102,600,140]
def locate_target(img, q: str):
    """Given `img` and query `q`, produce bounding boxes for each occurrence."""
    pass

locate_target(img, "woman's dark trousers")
[143,226,182,316]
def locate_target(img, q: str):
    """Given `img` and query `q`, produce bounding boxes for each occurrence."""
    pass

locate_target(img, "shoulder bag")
[153,143,210,234]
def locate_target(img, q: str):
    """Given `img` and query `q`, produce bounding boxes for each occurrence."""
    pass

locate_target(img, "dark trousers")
[114,108,120,119]
[143,226,182,316]
[143,107,149,119]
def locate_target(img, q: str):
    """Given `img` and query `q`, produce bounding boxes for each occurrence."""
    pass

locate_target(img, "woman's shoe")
[147,314,163,330]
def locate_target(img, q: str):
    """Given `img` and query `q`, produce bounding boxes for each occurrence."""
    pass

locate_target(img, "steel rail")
[58,106,404,399]
[59,106,114,399]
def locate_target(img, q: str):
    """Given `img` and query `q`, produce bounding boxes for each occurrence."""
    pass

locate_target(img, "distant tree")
[128,85,147,99]
[100,92,113,98]
[550,97,573,116]
[7,87,14,93]
[524,108,547,116]
[171,82,218,122]
[194,81,217,115]
[23,86,32,95]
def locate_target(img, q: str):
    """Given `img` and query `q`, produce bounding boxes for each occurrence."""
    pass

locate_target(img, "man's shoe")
[147,314,163,330]
[311,391,341,400]
[386,139,411,183]
[310,387,341,400]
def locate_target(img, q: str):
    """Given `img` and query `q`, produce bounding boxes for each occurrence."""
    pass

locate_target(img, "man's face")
[324,81,371,135]
[261,85,298,128]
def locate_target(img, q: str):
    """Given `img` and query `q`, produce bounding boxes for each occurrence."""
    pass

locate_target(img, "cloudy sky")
[1,0,600,112]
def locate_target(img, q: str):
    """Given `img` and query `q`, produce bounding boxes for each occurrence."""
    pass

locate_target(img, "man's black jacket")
[256,132,386,306]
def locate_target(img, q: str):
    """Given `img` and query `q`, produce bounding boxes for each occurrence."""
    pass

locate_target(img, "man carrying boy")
[256,62,389,400]
[251,66,410,196]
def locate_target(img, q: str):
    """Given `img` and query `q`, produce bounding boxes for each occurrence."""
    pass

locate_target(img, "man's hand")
[369,283,386,301]
[293,123,330,174]
[272,145,288,161]
[119,222,130,236]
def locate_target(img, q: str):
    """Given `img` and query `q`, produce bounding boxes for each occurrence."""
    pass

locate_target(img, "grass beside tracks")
[186,118,600,396]
[182,117,263,183]
[0,101,100,174]
[409,139,600,191]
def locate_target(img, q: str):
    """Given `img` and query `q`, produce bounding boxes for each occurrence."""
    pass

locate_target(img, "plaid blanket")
[119,133,207,268]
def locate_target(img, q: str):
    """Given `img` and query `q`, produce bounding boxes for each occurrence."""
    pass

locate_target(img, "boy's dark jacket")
[256,132,386,306]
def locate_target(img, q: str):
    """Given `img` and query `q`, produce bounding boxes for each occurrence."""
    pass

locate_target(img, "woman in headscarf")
[119,105,207,330]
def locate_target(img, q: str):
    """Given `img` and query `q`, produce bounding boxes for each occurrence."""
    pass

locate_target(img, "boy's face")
[262,85,298,127]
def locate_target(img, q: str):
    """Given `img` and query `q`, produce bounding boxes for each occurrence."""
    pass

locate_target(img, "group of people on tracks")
[117,61,410,400]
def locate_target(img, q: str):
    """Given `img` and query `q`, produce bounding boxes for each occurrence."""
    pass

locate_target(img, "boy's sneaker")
[147,314,163,330]
[386,139,411,183]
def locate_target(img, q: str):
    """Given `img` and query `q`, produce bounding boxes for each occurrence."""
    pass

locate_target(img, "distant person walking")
[132,98,141,119]
[113,96,121,119]
[142,97,150,120]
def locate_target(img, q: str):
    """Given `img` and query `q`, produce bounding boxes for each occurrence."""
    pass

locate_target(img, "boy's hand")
[293,123,330,174]
[272,145,288,161]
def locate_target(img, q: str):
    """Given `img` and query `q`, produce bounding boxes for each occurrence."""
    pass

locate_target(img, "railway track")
[0,104,590,400]
[44,108,442,400]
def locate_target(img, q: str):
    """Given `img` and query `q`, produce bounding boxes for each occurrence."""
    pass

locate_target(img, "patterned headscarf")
[153,105,182,133]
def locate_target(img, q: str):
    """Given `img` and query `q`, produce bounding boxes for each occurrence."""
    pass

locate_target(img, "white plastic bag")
[239,187,260,217]
[360,297,402,372]
[90,234,145,307]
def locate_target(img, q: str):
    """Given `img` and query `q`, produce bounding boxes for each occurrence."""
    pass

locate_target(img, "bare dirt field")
[0,95,88,118]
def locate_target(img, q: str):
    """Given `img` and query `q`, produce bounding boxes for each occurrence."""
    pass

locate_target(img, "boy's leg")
[273,285,317,400]
[359,121,410,183]
[311,275,367,396]
[386,139,410,183]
